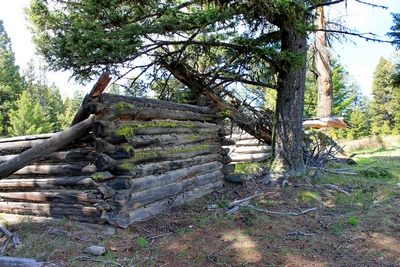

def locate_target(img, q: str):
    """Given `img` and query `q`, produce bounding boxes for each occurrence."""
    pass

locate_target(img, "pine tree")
[370,57,396,135]
[0,20,25,136]
[8,91,53,136]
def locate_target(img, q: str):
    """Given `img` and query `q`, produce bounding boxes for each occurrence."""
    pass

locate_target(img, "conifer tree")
[0,20,25,136]
[8,91,53,136]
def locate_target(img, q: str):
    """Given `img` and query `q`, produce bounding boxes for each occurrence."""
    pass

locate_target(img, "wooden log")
[112,143,221,166]
[121,154,222,177]
[222,164,236,174]
[302,117,351,129]
[0,202,103,223]
[126,133,220,149]
[124,170,223,210]
[0,149,95,164]
[0,139,47,153]
[0,133,54,143]
[0,190,101,204]
[11,163,96,176]
[0,256,44,267]
[0,177,98,190]
[128,161,223,193]
[95,93,215,115]
[225,145,272,154]
[95,153,118,171]
[234,139,265,146]
[106,179,224,228]
[229,153,271,162]
[0,117,95,179]
[90,101,217,122]
[93,120,221,142]
[70,72,111,126]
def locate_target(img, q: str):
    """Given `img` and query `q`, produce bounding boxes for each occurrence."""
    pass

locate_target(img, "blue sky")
[0,0,399,98]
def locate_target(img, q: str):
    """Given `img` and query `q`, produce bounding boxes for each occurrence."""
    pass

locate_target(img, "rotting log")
[11,163,96,176]
[0,202,103,223]
[0,190,101,204]
[117,154,222,177]
[0,117,94,179]
[302,117,351,129]
[106,179,224,228]
[93,120,221,142]
[0,177,98,190]
[94,93,216,115]
[124,170,222,210]
[229,153,271,163]
[70,72,111,126]
[127,161,222,193]
[89,101,218,122]
[109,143,222,167]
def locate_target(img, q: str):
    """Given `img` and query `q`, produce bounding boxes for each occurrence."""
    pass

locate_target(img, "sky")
[0,0,399,99]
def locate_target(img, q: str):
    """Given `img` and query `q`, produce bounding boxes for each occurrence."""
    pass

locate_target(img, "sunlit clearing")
[222,229,262,263]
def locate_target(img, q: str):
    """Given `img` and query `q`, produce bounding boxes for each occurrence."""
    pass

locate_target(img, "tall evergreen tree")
[0,20,25,136]
[8,91,53,136]
[370,57,397,135]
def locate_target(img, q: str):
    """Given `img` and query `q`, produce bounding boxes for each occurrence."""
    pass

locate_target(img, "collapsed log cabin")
[0,93,236,228]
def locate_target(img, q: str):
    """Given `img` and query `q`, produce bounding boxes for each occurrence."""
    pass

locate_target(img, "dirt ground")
[1,166,400,267]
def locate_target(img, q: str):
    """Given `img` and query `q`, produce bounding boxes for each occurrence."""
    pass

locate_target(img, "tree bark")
[271,27,307,177]
[0,117,94,179]
[315,6,333,117]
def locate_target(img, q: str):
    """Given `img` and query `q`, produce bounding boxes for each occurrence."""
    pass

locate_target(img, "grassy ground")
[0,136,399,267]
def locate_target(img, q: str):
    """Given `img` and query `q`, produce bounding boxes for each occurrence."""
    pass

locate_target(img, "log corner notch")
[302,117,351,129]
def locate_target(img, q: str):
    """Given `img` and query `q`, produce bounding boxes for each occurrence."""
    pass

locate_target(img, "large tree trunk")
[270,28,307,178]
[315,6,333,118]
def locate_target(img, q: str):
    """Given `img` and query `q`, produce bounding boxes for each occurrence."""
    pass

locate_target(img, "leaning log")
[0,117,94,179]
[70,72,111,126]
[302,117,351,129]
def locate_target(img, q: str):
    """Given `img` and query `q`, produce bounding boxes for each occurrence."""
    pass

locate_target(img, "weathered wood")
[0,150,94,164]
[229,153,271,162]
[121,154,222,177]
[107,179,224,228]
[0,202,103,223]
[234,139,264,146]
[128,161,223,193]
[0,190,100,204]
[0,256,43,267]
[302,117,351,129]
[94,120,221,142]
[0,117,95,179]
[70,72,111,126]
[124,170,223,210]
[226,145,271,154]
[111,143,221,166]
[0,177,98,190]
[90,101,217,122]
[95,93,216,115]
[0,139,47,153]
[222,164,236,174]
[95,153,118,171]
[0,133,54,143]
[11,163,96,176]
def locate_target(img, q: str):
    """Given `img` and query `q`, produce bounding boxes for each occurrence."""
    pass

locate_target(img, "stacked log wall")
[224,132,272,163]
[0,94,230,228]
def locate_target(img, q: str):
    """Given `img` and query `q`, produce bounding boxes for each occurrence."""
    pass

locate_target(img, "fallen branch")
[0,226,21,248]
[249,206,317,216]
[308,166,357,176]
[323,184,350,195]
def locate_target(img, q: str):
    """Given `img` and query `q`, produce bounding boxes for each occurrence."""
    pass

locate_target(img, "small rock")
[83,246,106,256]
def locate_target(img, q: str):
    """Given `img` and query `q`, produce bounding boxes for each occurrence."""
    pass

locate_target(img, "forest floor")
[1,136,400,267]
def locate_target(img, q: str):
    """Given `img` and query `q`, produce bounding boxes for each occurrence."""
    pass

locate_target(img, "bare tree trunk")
[315,6,333,118]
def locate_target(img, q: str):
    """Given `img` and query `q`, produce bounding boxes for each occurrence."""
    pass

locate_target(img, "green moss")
[135,151,157,159]
[218,109,231,116]
[121,162,137,171]
[134,144,210,159]
[92,173,104,179]
[126,145,134,153]
[117,125,135,139]
[187,135,201,139]
[116,121,197,139]
[115,101,133,111]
